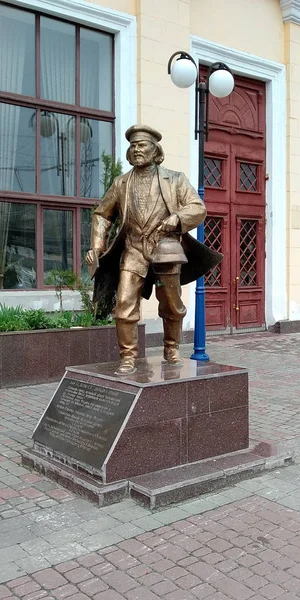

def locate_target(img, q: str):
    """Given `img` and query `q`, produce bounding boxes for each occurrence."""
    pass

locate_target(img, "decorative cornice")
[280,0,300,24]
[4,0,136,29]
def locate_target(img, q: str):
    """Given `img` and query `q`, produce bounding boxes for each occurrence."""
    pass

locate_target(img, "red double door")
[203,73,266,332]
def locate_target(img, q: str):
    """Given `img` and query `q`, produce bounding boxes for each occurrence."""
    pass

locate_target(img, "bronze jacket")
[91,165,223,300]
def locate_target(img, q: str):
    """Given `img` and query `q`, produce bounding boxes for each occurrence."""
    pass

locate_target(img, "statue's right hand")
[85,250,94,265]
[85,249,101,265]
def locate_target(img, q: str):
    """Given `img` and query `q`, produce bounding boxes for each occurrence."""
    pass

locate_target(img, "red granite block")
[188,407,249,462]
[105,419,183,482]
[48,331,70,380]
[2,333,25,387]
[128,382,187,427]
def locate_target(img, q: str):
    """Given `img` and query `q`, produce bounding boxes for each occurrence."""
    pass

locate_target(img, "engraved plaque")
[33,377,136,469]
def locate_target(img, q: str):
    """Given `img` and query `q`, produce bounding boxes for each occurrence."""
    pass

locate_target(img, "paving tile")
[1,334,300,600]
[51,584,78,599]
[0,586,13,598]
[10,582,41,598]
[76,555,104,569]
[112,523,145,539]
[131,516,164,531]
[213,576,255,600]
[92,592,128,600]
[38,543,88,566]
[78,578,109,595]
[102,570,138,593]
[137,572,164,586]
[0,564,26,586]
[80,517,121,535]
[182,583,215,598]
[32,569,68,590]
[81,531,123,552]
[125,588,161,600]
[55,563,79,575]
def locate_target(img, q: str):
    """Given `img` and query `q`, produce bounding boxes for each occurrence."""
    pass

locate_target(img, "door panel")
[202,73,266,332]
[230,206,265,330]
[231,144,265,208]
[204,206,230,331]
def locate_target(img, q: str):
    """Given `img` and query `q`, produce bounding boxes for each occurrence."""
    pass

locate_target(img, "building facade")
[0,0,299,334]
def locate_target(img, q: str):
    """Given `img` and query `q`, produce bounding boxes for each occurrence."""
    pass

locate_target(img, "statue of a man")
[86,125,222,375]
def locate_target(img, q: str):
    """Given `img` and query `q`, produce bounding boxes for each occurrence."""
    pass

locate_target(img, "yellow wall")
[285,22,300,319]
[89,0,136,14]
[136,0,191,175]
[90,0,298,326]
[190,0,284,64]
[135,0,193,325]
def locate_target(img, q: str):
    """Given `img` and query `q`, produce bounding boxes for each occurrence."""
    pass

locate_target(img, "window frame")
[0,3,115,290]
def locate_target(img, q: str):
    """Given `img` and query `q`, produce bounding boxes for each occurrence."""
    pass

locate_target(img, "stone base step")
[22,442,294,510]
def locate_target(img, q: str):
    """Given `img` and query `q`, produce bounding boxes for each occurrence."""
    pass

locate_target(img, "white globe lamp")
[209,69,234,98]
[170,57,197,89]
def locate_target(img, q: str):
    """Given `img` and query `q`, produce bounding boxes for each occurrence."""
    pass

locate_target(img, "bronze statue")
[86,125,222,375]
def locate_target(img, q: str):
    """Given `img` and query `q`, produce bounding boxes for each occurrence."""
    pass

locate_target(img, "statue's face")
[128,140,156,167]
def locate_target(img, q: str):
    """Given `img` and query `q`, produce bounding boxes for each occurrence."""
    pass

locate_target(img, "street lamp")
[168,51,234,362]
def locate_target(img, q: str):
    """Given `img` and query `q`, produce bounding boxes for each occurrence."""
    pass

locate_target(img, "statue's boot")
[115,321,138,375]
[163,319,184,366]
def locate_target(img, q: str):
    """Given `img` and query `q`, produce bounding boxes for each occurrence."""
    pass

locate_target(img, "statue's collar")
[122,166,169,183]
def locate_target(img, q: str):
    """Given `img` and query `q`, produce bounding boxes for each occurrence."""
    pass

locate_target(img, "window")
[239,162,258,192]
[204,158,222,188]
[204,216,223,287]
[239,219,258,286]
[0,3,114,289]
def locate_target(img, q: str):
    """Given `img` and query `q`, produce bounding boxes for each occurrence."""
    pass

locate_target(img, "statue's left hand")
[158,214,179,233]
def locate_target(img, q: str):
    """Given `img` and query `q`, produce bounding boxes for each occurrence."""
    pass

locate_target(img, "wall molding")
[6,0,137,166]
[280,0,300,24]
[189,36,287,327]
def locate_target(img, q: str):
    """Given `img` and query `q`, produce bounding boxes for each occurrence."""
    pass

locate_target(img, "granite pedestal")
[23,356,249,500]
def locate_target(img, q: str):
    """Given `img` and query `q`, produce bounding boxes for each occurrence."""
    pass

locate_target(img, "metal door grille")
[239,219,257,286]
[239,163,257,192]
[204,158,222,188]
[204,216,222,286]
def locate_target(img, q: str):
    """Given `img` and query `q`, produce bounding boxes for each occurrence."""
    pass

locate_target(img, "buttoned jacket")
[91,166,222,300]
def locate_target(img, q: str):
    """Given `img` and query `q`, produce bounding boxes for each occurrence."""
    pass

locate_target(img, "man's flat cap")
[125,124,162,144]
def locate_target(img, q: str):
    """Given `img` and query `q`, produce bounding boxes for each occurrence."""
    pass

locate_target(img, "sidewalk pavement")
[0,331,300,599]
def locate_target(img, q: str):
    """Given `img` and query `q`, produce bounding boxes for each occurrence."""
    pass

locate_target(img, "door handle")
[233,276,239,311]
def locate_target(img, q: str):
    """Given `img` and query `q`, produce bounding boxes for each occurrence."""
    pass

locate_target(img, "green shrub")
[73,312,95,328]
[0,304,30,331]
[22,309,53,330]
[0,303,113,332]
[50,311,74,329]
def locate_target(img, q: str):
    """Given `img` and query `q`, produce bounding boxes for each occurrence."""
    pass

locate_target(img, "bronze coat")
[91,166,223,301]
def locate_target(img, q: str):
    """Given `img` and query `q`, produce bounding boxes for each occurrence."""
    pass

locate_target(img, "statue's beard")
[131,156,154,168]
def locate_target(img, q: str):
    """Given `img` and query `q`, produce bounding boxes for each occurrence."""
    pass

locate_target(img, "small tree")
[101,151,123,195]
[45,269,79,312]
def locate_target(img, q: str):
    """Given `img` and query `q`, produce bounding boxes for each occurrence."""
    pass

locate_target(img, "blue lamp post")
[167,52,234,361]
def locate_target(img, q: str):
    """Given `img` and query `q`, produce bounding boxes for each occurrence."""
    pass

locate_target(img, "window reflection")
[43,209,73,280]
[0,202,36,289]
[81,208,92,282]
[40,17,75,104]
[40,112,76,196]
[80,119,112,198]
[80,28,113,111]
[0,5,35,97]
[0,104,35,193]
